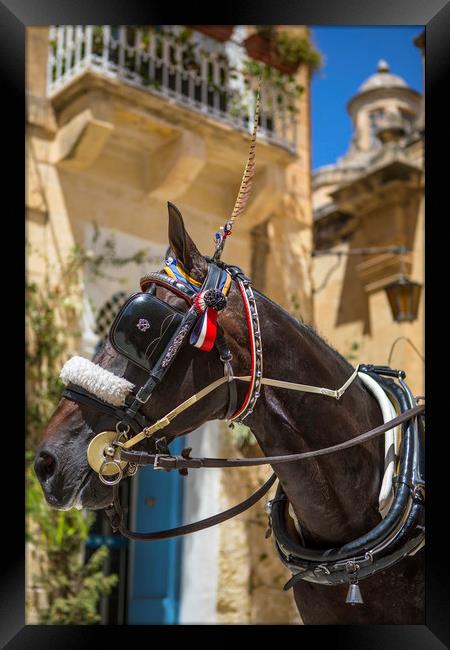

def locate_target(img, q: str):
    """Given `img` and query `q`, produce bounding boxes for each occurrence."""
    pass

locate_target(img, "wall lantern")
[384,275,422,323]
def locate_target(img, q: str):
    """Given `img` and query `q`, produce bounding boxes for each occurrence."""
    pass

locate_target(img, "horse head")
[34,203,250,511]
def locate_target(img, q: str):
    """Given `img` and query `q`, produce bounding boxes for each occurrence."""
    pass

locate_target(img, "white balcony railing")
[47,25,299,153]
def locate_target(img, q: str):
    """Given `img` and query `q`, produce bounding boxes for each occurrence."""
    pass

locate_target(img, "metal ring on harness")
[99,459,124,485]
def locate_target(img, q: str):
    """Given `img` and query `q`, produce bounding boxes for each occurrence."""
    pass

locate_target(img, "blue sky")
[309,26,424,171]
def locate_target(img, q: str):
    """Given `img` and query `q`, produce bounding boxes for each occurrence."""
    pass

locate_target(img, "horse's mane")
[255,289,355,373]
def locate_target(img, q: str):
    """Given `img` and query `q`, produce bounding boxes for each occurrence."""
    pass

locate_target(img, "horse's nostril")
[35,450,57,483]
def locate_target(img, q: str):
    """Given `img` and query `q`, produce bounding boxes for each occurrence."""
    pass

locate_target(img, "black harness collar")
[268,366,425,595]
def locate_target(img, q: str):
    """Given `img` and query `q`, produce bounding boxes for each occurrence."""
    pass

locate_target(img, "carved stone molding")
[330,159,423,215]
[356,252,412,293]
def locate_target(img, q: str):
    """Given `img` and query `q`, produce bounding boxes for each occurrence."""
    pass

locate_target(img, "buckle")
[115,422,130,435]
[153,454,165,471]
[153,454,177,471]
[136,387,151,403]
[313,564,331,577]
[413,483,425,502]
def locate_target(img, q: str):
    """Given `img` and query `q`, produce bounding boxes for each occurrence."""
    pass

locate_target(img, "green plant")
[275,31,322,73]
[26,247,82,449]
[26,226,152,623]
[26,451,118,624]
[253,26,322,74]
[242,59,304,115]
[228,422,257,449]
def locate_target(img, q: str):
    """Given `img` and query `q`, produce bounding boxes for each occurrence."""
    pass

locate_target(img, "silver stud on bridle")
[234,280,263,424]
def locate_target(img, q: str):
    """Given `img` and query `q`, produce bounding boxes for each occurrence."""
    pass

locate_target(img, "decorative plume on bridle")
[213,78,262,261]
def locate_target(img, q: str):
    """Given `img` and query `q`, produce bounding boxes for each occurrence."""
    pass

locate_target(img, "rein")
[66,260,364,484]
[119,403,424,472]
[105,403,424,541]
[106,473,278,541]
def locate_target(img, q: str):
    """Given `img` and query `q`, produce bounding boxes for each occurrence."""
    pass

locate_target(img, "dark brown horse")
[34,204,424,624]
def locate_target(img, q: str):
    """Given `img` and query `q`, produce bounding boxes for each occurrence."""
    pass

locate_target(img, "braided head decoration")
[213,78,261,261]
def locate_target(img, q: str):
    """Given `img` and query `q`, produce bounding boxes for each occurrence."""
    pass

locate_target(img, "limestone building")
[26,25,314,624]
[312,42,424,397]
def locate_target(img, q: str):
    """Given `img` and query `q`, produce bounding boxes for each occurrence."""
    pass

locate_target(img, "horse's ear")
[167,202,207,280]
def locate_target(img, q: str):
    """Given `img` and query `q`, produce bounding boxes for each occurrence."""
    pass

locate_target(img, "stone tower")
[312,50,424,397]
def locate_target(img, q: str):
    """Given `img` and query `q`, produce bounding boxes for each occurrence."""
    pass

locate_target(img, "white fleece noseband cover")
[60,356,135,407]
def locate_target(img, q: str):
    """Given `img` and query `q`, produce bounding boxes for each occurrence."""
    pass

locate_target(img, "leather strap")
[120,367,364,451]
[245,368,360,400]
[107,404,423,542]
[120,404,424,469]
[214,328,237,419]
[121,374,233,448]
[62,386,147,433]
[105,473,277,540]
[140,271,197,302]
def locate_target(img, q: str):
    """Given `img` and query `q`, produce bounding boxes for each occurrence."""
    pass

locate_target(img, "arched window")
[368,108,384,145]
[399,108,415,133]
[94,291,128,352]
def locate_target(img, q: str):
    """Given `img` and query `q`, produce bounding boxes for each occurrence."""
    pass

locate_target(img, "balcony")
[47,25,299,154]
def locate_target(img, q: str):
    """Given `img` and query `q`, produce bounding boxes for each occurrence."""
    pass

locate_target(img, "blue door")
[127,436,185,624]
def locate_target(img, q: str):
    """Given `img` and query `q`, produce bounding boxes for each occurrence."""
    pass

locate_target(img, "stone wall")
[216,423,302,624]
[313,147,424,396]
[26,25,314,624]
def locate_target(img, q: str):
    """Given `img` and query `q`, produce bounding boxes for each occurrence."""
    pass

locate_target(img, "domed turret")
[347,60,421,153]
[358,60,408,93]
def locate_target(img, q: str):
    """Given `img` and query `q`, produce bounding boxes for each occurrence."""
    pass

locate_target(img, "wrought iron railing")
[47,25,299,153]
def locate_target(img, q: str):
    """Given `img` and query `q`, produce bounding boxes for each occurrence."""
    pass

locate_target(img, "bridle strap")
[105,473,277,541]
[120,403,424,470]
[62,385,147,433]
[117,363,364,451]
[214,328,237,419]
[121,374,233,448]
[121,263,227,422]
[61,263,239,446]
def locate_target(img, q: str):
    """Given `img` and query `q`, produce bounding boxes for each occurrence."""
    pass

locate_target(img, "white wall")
[83,223,167,313]
[179,421,222,623]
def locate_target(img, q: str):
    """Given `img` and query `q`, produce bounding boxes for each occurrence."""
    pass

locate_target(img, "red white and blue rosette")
[163,258,230,352]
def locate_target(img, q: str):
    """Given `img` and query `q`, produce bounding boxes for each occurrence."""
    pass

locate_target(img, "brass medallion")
[87,430,128,475]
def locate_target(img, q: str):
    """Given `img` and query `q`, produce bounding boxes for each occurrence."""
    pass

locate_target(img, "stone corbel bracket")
[144,130,206,201]
[50,109,114,170]
[234,164,287,230]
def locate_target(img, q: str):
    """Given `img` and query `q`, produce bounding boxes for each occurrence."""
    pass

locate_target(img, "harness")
[60,258,425,605]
